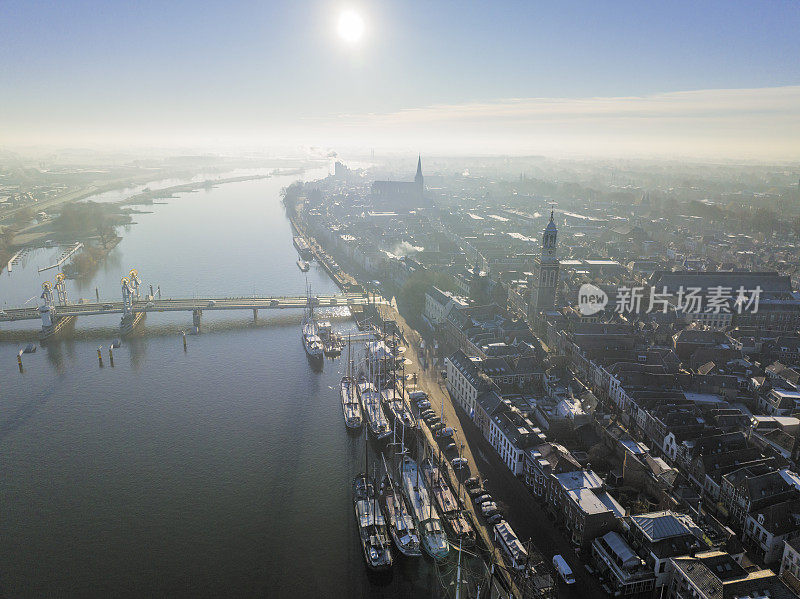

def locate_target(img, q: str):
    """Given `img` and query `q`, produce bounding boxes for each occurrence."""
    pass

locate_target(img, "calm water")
[0,172,444,597]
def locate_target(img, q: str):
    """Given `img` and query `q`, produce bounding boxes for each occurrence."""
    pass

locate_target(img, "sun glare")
[337,10,364,44]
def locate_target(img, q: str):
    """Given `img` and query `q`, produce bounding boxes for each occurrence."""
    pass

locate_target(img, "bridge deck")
[0,293,385,323]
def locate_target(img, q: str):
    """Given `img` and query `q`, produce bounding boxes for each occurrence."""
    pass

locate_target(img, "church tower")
[529,209,559,316]
[414,155,424,200]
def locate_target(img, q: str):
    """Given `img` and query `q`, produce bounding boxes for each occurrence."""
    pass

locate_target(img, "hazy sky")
[1,0,799,159]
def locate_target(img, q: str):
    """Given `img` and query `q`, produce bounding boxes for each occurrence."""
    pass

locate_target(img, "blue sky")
[1,0,799,158]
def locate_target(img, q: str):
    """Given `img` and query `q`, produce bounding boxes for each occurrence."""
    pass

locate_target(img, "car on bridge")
[270,299,279,307]
[207,300,216,307]
[102,304,113,310]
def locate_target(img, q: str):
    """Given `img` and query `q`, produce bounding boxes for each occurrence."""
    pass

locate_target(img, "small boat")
[354,474,393,572]
[379,473,422,558]
[297,258,310,272]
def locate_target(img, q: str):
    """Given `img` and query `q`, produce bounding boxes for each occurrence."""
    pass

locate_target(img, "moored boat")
[341,339,362,428]
[341,376,362,429]
[301,294,324,361]
[297,258,310,272]
[353,474,393,571]
[379,473,422,558]
[421,458,475,543]
[293,235,312,260]
[380,387,418,436]
[357,378,392,441]
[398,455,449,560]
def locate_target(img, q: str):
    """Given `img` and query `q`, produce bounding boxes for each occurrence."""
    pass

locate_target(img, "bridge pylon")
[119,275,144,336]
[55,272,68,305]
[39,280,74,341]
[128,269,141,300]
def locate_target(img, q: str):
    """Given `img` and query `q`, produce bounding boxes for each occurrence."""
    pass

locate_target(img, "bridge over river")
[0,269,384,340]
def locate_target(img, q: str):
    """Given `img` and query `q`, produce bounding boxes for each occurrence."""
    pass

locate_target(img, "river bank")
[119,174,273,206]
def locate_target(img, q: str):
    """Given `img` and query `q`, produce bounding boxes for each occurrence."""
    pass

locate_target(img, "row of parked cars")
[410,391,469,470]
[464,477,504,525]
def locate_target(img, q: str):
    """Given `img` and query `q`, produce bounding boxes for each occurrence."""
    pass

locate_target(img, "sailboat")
[341,336,363,429]
[357,349,392,442]
[301,285,324,362]
[353,425,392,571]
[378,455,421,558]
[421,457,475,543]
[398,454,449,560]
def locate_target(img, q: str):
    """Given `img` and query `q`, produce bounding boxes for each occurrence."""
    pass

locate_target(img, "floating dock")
[38,242,83,273]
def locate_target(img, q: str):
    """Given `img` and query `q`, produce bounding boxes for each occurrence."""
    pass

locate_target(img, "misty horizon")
[2,1,799,161]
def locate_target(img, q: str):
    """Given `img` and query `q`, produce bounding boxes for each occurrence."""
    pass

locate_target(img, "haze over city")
[3,3,800,599]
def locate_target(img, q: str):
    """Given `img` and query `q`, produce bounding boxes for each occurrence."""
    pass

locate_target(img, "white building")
[445,350,491,417]
[423,286,468,328]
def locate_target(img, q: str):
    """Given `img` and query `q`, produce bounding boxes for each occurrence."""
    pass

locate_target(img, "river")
[0,170,447,597]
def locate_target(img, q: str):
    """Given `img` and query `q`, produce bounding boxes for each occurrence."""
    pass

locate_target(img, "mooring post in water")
[253,308,257,322]
[182,331,187,351]
[17,352,23,372]
[109,347,114,367]
[97,346,103,367]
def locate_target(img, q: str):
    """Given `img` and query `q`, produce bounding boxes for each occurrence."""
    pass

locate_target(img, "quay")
[289,216,361,292]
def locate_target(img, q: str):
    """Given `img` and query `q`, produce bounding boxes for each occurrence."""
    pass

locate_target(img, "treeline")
[54,202,123,248]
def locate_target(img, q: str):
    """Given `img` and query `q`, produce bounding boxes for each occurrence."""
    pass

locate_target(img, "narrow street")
[382,304,607,599]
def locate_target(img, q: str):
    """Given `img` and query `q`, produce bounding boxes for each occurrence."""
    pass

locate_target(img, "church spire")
[415,155,423,182]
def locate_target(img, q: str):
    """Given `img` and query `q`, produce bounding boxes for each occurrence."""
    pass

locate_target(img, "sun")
[337,10,364,44]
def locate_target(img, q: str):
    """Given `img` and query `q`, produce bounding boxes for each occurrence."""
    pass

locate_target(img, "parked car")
[487,514,504,525]
[451,457,468,469]
[436,427,454,438]
[431,422,445,434]
[474,494,492,506]
[553,555,576,585]
[468,487,485,498]
[480,502,499,517]
[464,477,480,488]
[443,442,457,453]
[417,400,431,410]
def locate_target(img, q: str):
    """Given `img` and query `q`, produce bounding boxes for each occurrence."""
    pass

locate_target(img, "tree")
[398,270,459,324]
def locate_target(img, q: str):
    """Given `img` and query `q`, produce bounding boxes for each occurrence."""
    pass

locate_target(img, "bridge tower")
[41,281,55,309]
[128,269,141,300]
[121,277,133,317]
[39,280,74,341]
[54,272,68,305]
[119,275,144,336]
